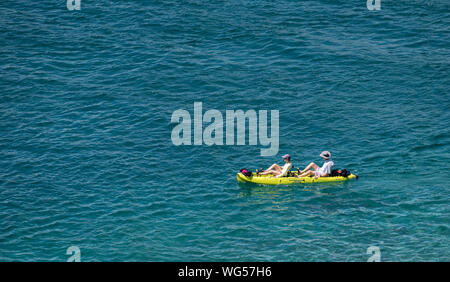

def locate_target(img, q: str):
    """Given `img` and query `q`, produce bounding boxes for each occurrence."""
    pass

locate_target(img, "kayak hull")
[237,172,357,185]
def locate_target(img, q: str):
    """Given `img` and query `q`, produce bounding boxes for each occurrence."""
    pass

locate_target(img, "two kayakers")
[297,151,334,179]
[255,151,334,179]
[257,154,292,178]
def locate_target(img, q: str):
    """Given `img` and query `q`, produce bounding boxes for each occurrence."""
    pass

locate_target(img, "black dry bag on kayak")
[240,169,252,177]
[331,169,351,177]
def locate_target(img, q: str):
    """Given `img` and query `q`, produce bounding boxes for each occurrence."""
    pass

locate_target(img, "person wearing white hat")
[257,154,292,178]
[297,151,334,178]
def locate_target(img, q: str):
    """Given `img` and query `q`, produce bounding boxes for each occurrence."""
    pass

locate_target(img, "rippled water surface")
[0,1,449,261]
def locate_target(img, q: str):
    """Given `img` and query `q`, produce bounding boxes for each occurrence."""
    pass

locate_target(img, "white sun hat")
[320,151,331,160]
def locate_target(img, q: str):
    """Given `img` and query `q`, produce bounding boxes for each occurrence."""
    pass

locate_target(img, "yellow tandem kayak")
[237,172,357,185]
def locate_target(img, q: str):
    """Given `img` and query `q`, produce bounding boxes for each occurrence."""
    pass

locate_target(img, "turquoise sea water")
[0,1,449,261]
